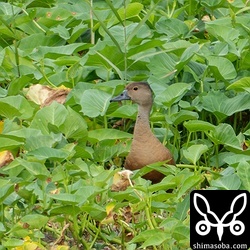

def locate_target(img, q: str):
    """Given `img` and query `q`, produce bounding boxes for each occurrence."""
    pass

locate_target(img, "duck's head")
[110,82,153,107]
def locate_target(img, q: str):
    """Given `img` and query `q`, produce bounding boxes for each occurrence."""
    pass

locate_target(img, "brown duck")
[111,82,175,183]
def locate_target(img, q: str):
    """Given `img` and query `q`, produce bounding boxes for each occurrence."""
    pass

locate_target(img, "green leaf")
[207,123,242,150]
[0,179,14,203]
[156,17,189,39]
[207,56,237,80]
[31,43,90,60]
[174,195,190,221]
[172,224,189,241]
[20,214,49,229]
[17,158,50,178]
[8,75,32,95]
[80,89,112,118]
[205,18,239,41]
[81,204,106,220]
[183,144,209,165]
[147,53,176,81]
[227,77,250,93]
[211,174,241,190]
[88,128,132,143]
[0,95,34,119]
[201,0,223,8]
[117,2,143,20]
[184,120,215,132]
[131,229,167,247]
[27,147,70,161]
[171,110,199,126]
[60,106,88,140]
[49,205,81,216]
[176,43,200,72]
[202,91,250,122]
[0,135,24,151]
[49,193,80,205]
[177,174,204,199]
[51,25,70,40]
[30,102,67,134]
[108,104,137,119]
[155,82,192,107]
[237,162,250,191]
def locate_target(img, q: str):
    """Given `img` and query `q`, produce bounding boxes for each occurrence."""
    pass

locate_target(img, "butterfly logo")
[193,193,247,241]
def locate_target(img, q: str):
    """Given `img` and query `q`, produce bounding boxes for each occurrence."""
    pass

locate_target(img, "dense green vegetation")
[0,0,249,249]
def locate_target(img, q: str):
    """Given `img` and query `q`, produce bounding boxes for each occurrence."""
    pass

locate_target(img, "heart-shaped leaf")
[80,89,112,118]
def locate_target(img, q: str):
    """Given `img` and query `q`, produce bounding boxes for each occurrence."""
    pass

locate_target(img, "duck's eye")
[133,87,138,91]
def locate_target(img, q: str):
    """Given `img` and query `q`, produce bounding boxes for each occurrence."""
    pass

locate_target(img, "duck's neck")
[133,104,152,139]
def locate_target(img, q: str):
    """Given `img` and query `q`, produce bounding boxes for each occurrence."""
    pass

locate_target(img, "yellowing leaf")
[0,121,4,133]
[0,150,14,167]
[25,84,70,107]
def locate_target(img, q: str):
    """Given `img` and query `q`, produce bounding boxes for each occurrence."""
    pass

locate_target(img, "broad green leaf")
[202,91,250,122]
[127,40,163,59]
[17,158,50,178]
[51,25,70,40]
[81,204,106,220]
[2,238,24,248]
[49,205,81,216]
[172,224,189,241]
[117,2,143,20]
[49,193,81,205]
[205,18,240,42]
[207,56,237,80]
[155,83,192,107]
[207,123,242,150]
[93,143,119,163]
[0,95,34,119]
[176,43,200,72]
[171,110,199,126]
[147,53,176,81]
[85,43,124,79]
[60,106,88,140]
[174,195,190,221]
[27,147,70,161]
[18,33,60,54]
[237,162,250,191]
[0,2,21,15]
[201,0,223,8]
[8,75,32,95]
[0,135,24,150]
[177,174,204,199]
[211,174,241,190]
[0,179,14,203]
[141,231,168,248]
[25,134,55,151]
[31,43,90,60]
[80,89,112,117]
[184,120,215,132]
[183,144,209,165]
[156,17,189,39]
[30,102,67,134]
[88,129,132,143]
[131,229,167,247]
[224,154,250,167]
[160,217,179,230]
[227,77,250,93]
[108,104,137,119]
[20,214,49,229]
[0,222,5,233]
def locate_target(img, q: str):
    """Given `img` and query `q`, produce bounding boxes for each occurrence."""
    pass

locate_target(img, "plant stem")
[22,8,46,33]
[89,0,95,44]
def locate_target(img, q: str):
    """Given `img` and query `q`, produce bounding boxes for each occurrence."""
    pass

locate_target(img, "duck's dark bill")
[110,90,131,102]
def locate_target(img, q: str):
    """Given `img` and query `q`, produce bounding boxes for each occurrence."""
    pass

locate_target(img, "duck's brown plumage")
[111,82,175,183]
